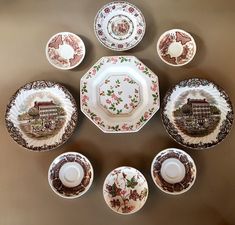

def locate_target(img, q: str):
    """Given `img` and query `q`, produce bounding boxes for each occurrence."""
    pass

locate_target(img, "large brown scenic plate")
[162,78,233,149]
[5,80,78,151]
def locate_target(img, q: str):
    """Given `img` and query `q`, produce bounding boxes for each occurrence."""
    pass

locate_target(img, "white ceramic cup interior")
[160,158,186,184]
[59,162,84,188]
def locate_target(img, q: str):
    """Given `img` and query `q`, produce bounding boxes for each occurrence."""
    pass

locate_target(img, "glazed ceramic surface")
[46,32,85,70]
[157,29,196,66]
[103,166,148,215]
[151,148,196,195]
[48,152,94,199]
[5,80,78,151]
[80,56,160,133]
[162,78,233,149]
[94,1,146,51]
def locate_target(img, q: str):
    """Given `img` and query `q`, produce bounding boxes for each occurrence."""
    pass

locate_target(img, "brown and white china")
[48,152,94,199]
[46,32,85,70]
[161,78,233,149]
[157,29,196,66]
[94,1,146,51]
[5,80,78,151]
[103,166,148,215]
[151,148,196,195]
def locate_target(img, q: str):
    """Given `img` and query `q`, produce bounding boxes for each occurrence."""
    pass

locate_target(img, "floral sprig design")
[104,167,148,214]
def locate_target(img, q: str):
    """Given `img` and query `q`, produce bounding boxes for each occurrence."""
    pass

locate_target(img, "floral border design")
[152,149,196,194]
[5,80,78,151]
[49,153,93,198]
[161,78,234,149]
[80,56,160,133]
[94,1,146,51]
[103,167,148,214]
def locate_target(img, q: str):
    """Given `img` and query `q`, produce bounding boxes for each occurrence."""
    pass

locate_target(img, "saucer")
[157,29,196,66]
[162,78,234,149]
[80,56,160,133]
[48,152,94,199]
[103,166,148,215]
[94,1,146,51]
[5,80,78,151]
[151,148,196,195]
[46,32,85,70]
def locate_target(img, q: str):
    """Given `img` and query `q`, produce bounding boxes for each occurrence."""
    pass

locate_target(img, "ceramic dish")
[48,152,94,199]
[103,166,148,215]
[80,56,160,133]
[162,78,234,149]
[151,148,196,195]
[5,80,78,151]
[46,32,85,70]
[94,1,146,51]
[157,29,196,66]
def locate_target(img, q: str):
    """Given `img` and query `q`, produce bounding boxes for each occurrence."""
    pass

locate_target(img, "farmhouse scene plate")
[46,32,85,70]
[157,29,196,66]
[94,1,146,51]
[103,166,148,215]
[151,148,197,195]
[48,152,94,199]
[162,78,233,149]
[80,56,160,133]
[5,80,78,151]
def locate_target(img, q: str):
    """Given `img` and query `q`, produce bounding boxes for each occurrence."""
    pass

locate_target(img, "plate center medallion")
[99,75,141,115]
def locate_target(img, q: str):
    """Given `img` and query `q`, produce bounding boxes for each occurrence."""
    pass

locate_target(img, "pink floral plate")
[103,166,148,215]
[5,80,78,151]
[157,29,196,66]
[80,56,160,133]
[48,152,94,199]
[46,32,85,70]
[162,78,233,149]
[151,148,197,195]
[94,1,146,51]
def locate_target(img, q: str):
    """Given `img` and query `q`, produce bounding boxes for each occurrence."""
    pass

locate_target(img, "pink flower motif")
[144,112,149,119]
[120,190,127,196]
[138,65,145,71]
[128,7,134,13]
[137,29,142,35]
[104,7,110,13]
[94,116,101,122]
[118,44,123,49]
[110,57,118,64]
[124,77,130,82]
[106,99,112,104]
[151,84,158,92]
[89,68,96,75]
[122,124,130,131]
[111,93,119,101]
[82,95,89,103]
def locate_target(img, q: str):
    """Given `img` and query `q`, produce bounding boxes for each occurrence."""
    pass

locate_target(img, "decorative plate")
[48,152,94,199]
[5,80,78,151]
[151,148,196,195]
[162,78,234,149]
[94,1,146,51]
[80,56,160,133]
[157,29,196,66]
[46,32,85,70]
[103,166,148,215]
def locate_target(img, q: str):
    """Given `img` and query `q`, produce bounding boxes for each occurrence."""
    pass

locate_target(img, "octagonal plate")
[80,56,160,133]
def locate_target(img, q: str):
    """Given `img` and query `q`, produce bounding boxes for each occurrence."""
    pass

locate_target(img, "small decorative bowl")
[103,166,148,215]
[48,152,94,199]
[45,32,85,70]
[151,148,196,195]
[157,29,196,66]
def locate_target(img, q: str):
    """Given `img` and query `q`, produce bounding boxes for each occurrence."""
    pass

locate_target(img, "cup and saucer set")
[5,1,233,215]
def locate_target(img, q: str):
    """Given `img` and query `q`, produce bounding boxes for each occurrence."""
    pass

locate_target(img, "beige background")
[0,0,235,225]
